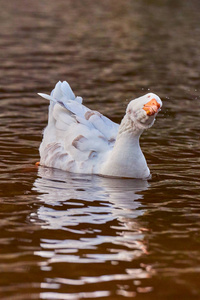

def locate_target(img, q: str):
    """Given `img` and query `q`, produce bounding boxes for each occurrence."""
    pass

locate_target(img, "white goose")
[38,81,162,179]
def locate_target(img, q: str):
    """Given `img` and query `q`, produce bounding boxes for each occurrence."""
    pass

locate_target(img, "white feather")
[38,93,56,102]
[61,81,75,100]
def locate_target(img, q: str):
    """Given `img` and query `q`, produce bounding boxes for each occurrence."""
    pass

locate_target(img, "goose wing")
[38,81,119,173]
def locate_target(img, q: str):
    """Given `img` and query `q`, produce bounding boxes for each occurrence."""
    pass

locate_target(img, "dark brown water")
[0,0,200,299]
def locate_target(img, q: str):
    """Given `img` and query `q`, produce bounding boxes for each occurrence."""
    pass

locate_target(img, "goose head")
[126,93,162,130]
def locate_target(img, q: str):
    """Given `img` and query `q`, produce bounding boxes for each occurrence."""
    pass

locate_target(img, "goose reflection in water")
[31,167,154,296]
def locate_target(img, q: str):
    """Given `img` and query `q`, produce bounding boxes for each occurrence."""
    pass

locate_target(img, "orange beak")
[143,98,161,116]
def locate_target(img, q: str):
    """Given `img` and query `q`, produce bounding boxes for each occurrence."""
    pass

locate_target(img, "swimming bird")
[38,81,162,178]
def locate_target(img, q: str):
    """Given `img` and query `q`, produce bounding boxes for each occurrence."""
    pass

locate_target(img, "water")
[0,0,200,299]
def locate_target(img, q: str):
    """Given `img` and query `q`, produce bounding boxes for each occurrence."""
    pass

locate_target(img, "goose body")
[38,81,162,178]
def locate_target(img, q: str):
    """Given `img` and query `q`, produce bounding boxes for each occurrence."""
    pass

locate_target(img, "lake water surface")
[0,0,200,299]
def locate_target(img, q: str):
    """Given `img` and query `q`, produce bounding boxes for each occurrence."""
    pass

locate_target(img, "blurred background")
[0,0,200,299]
